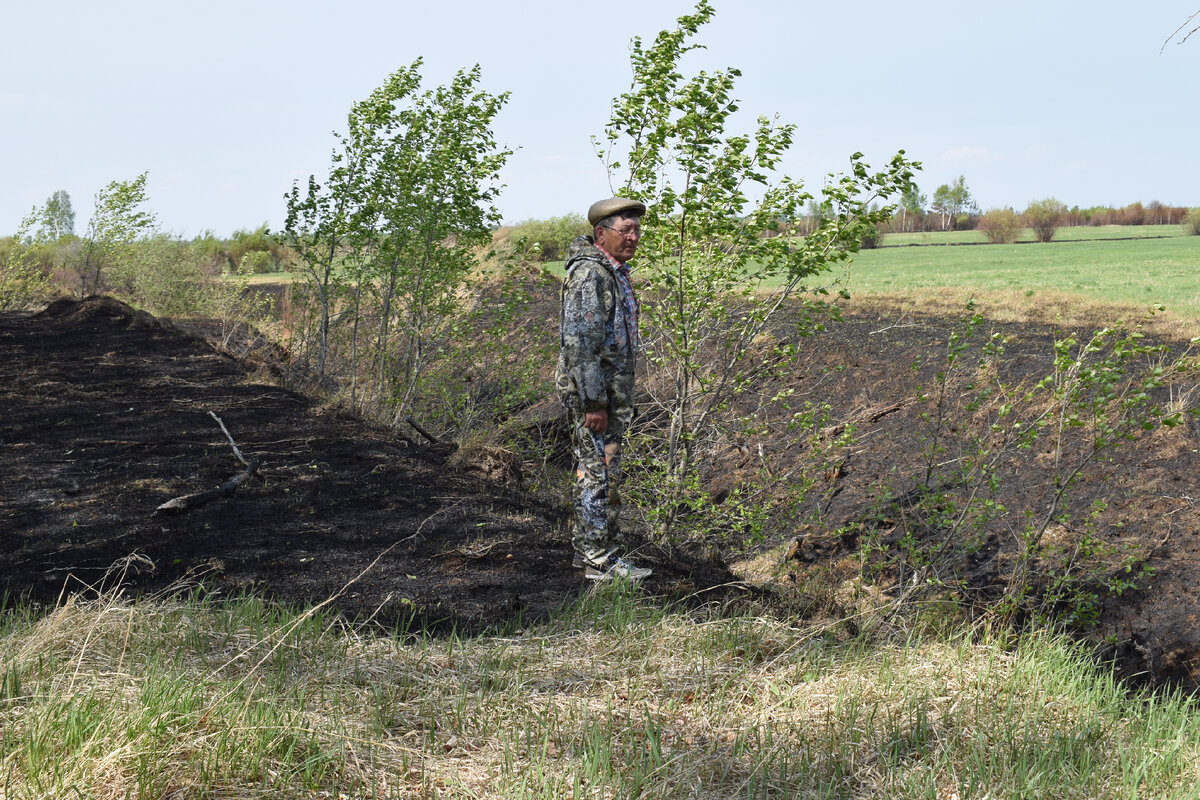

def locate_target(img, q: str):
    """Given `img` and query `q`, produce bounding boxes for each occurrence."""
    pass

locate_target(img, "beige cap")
[587,197,647,226]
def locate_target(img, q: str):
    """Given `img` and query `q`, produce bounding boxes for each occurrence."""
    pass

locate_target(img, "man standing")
[555,197,652,581]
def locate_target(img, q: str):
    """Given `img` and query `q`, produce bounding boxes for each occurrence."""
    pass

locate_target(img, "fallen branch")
[405,416,441,445]
[153,411,257,516]
[820,401,906,441]
[154,458,259,516]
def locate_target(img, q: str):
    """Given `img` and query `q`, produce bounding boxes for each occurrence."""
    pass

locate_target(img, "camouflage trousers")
[567,404,632,566]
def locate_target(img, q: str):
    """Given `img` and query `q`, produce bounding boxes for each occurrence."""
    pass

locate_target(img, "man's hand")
[584,408,609,433]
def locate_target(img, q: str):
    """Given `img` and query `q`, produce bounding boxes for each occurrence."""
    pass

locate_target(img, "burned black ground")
[0,297,735,634]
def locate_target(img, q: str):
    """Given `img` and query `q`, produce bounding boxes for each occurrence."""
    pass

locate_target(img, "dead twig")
[820,401,906,440]
[208,409,250,467]
[1162,11,1200,52]
[153,411,257,515]
[869,321,931,336]
[405,416,441,445]
[153,458,259,515]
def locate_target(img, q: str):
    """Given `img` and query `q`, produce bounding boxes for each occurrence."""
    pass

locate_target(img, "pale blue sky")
[3,1,1197,237]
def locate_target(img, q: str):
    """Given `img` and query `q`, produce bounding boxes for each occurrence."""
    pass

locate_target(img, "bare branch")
[208,410,250,467]
[153,411,257,515]
[153,459,259,515]
[405,416,441,445]
[1162,10,1200,53]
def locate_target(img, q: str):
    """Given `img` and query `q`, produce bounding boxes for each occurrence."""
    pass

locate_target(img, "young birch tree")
[285,61,510,422]
[1,210,53,311]
[74,173,157,297]
[37,190,75,242]
[283,121,372,382]
[349,62,510,421]
[598,1,918,538]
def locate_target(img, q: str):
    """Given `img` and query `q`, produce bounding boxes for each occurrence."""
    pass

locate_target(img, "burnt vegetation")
[4,287,1200,687]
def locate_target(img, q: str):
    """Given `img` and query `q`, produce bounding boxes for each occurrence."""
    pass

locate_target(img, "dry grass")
[3,576,1200,799]
[840,288,1200,342]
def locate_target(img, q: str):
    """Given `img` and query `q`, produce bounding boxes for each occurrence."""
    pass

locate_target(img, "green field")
[236,271,299,284]
[880,224,1186,247]
[835,228,1200,324]
[263,225,1200,326]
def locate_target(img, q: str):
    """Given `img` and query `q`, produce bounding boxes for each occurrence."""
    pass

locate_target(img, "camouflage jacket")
[555,235,640,412]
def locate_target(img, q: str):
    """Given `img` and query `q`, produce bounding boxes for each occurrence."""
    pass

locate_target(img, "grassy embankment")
[881,223,1185,247]
[4,582,1200,798]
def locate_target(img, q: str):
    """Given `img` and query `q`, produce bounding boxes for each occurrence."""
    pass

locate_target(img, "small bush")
[859,224,883,249]
[1183,208,1200,236]
[192,231,233,274]
[228,224,284,267]
[1,222,55,311]
[978,208,1022,244]
[508,215,591,262]
[1024,197,1067,243]
[111,235,206,316]
[0,251,53,311]
[240,250,273,275]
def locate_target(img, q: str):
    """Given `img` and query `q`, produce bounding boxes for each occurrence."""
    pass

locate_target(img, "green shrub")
[109,235,204,316]
[508,215,591,262]
[866,304,1189,627]
[0,252,52,311]
[859,223,883,249]
[978,208,1021,244]
[1,220,54,311]
[239,250,273,274]
[228,224,285,271]
[191,230,233,274]
[1024,197,1067,243]
[1183,208,1200,236]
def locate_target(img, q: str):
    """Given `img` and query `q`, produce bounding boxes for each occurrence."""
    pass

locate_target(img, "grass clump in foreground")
[2,582,1200,798]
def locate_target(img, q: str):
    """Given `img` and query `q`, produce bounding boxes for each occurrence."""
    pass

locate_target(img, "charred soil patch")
[0,297,735,634]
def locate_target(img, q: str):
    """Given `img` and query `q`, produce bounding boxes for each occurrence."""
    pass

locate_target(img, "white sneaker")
[584,556,652,581]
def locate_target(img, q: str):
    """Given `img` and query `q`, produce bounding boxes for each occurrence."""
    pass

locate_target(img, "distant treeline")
[962,202,1187,232]
[881,201,1190,235]
[502,201,1198,262]
[0,224,291,280]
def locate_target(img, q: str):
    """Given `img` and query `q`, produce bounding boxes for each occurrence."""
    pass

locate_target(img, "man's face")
[595,216,642,263]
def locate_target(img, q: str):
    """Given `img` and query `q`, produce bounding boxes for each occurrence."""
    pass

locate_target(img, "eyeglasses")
[602,225,642,239]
